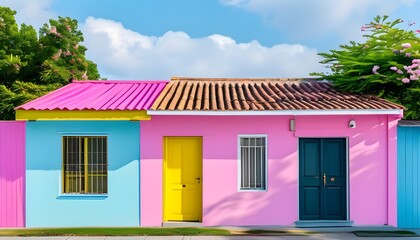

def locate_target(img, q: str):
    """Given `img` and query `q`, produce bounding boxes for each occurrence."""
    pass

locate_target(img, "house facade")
[0,77,405,227]
[140,77,403,227]
[15,80,166,227]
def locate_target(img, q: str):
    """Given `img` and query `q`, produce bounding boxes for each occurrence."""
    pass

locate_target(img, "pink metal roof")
[17,80,169,111]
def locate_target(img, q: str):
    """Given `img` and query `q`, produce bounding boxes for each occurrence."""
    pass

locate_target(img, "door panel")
[299,138,346,220]
[302,187,321,219]
[164,137,202,222]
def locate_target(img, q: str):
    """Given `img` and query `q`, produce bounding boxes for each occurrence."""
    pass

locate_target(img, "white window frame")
[237,134,268,192]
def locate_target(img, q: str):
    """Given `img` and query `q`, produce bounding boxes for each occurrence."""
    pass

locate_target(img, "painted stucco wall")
[26,121,140,227]
[0,121,25,227]
[140,115,399,226]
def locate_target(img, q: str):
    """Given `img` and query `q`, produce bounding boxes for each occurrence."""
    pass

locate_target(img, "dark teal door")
[299,138,347,220]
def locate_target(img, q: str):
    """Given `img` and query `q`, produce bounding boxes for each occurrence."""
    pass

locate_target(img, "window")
[62,136,108,194]
[239,136,267,190]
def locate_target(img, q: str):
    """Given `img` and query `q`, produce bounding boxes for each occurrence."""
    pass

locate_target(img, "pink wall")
[140,115,398,226]
[0,121,25,227]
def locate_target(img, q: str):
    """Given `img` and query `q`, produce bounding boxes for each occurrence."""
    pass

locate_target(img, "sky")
[1,0,420,80]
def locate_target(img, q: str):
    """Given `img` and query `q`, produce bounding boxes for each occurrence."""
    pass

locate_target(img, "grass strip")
[0,227,230,236]
[353,230,418,238]
[241,229,311,236]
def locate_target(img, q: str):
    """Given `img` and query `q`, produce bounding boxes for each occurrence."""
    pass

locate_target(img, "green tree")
[0,7,101,120]
[313,16,420,119]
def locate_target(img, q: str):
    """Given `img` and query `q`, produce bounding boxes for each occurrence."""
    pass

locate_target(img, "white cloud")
[1,0,56,30]
[220,0,416,42]
[82,17,323,80]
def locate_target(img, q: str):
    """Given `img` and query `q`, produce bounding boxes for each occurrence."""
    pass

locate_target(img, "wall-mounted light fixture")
[289,119,296,131]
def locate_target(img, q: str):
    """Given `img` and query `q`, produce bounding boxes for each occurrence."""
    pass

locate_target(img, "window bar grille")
[254,142,257,188]
[101,136,103,194]
[77,137,80,193]
[260,142,265,187]
[84,138,88,193]
[247,138,250,188]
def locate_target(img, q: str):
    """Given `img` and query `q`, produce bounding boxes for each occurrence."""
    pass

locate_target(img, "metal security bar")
[240,136,266,190]
[63,136,108,194]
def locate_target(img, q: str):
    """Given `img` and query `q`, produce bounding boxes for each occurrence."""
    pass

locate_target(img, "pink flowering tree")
[313,15,420,119]
[39,17,100,84]
[0,7,101,119]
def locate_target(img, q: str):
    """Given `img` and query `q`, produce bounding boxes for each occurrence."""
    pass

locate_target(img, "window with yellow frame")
[62,136,108,194]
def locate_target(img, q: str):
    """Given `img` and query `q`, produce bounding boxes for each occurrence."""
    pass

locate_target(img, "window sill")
[57,194,108,200]
[238,189,268,192]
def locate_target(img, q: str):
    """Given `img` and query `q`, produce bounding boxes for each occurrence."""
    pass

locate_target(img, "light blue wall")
[26,121,140,227]
[397,125,420,228]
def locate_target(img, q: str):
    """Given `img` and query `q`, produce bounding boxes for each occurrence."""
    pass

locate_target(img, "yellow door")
[164,137,202,221]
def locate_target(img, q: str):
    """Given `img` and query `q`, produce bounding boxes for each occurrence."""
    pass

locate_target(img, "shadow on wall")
[204,152,297,226]
[349,123,389,225]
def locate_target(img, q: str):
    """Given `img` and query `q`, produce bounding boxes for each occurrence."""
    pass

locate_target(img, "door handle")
[323,173,326,189]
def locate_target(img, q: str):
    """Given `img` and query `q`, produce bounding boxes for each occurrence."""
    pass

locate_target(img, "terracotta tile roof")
[17,80,168,111]
[151,77,404,111]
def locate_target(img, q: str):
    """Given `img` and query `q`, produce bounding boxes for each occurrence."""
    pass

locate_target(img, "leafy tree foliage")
[313,16,420,119]
[0,7,100,120]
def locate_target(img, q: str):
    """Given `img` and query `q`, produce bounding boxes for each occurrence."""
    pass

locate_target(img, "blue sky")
[2,0,420,80]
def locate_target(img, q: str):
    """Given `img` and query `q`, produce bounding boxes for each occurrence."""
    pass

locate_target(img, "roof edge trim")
[147,109,403,116]
[16,110,151,121]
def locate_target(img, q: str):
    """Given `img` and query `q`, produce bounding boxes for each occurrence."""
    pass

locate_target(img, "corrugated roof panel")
[17,80,169,111]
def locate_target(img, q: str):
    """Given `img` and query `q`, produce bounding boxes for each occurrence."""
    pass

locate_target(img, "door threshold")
[162,221,203,227]
[295,220,354,228]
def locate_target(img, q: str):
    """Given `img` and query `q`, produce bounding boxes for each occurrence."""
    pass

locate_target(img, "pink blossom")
[397,69,404,74]
[372,65,380,74]
[402,78,410,83]
[52,53,60,60]
[66,25,71,31]
[49,26,57,34]
[416,30,420,34]
[413,59,420,64]
[52,49,62,60]
[361,25,368,31]
[390,66,398,71]
[402,43,412,48]
[405,52,412,57]
[410,75,419,81]
[65,50,71,56]
[82,71,88,80]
